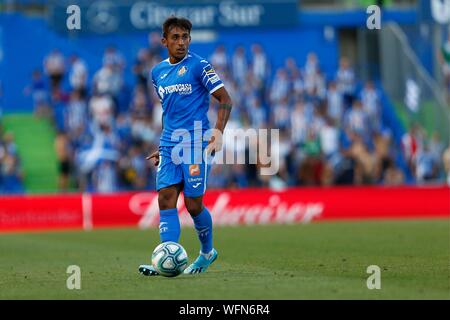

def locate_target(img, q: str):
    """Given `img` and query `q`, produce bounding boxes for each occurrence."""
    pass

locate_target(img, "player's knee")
[158,190,177,210]
[184,198,203,216]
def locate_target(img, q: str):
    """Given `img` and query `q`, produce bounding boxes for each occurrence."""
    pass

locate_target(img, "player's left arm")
[208,86,232,154]
[198,59,232,154]
[212,86,232,134]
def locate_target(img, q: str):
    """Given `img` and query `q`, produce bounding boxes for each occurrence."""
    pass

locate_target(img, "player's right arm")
[146,69,161,166]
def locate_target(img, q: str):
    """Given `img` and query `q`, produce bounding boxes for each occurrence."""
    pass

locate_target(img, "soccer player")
[139,16,232,275]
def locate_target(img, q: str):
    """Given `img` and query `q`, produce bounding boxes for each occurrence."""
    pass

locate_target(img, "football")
[151,242,188,277]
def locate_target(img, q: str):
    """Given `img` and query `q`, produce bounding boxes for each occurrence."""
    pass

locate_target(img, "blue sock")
[159,208,180,243]
[192,207,213,254]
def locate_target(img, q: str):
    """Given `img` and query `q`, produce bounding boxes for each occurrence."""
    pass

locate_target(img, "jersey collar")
[166,52,191,66]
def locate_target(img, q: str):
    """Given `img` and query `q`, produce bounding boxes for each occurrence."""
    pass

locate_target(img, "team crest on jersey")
[189,164,200,176]
[178,66,188,76]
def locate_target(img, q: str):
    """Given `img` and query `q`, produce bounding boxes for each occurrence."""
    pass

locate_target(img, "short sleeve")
[151,69,162,102]
[198,59,224,94]
[151,69,157,91]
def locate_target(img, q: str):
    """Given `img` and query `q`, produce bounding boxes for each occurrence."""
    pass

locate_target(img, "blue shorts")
[156,145,213,198]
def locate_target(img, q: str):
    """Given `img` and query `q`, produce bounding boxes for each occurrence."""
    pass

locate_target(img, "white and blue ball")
[151,241,188,277]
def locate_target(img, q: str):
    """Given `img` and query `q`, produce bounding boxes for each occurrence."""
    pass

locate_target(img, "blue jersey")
[151,51,224,147]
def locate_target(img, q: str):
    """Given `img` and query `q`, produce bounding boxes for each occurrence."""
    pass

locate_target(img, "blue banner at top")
[49,0,299,34]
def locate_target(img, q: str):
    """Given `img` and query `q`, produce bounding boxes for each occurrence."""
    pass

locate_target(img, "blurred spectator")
[442,146,450,185]
[69,54,88,98]
[210,45,228,73]
[89,94,114,127]
[285,57,298,77]
[304,52,319,80]
[344,100,370,144]
[44,49,65,90]
[93,62,123,101]
[291,100,308,146]
[75,122,120,192]
[415,142,439,183]
[360,81,381,132]
[270,68,290,103]
[320,117,339,158]
[304,53,326,100]
[66,90,88,134]
[250,44,268,85]
[102,45,125,71]
[336,56,355,108]
[326,81,343,125]
[382,158,405,186]
[92,160,118,193]
[350,134,377,184]
[272,96,290,130]
[401,123,424,173]
[0,131,24,194]
[208,164,229,189]
[430,132,445,162]
[133,48,152,89]
[24,70,51,118]
[3,132,17,156]
[231,46,248,85]
[372,132,392,182]
[55,131,71,191]
[247,97,266,129]
[1,153,24,194]
[119,144,147,190]
[148,31,164,58]
[50,87,70,132]
[291,68,305,99]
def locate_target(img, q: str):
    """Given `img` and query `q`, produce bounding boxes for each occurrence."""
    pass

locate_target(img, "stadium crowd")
[0,129,25,194]
[16,33,449,193]
[1,79,24,194]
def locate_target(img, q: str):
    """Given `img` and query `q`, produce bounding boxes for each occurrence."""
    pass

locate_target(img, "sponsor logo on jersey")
[189,164,200,176]
[163,83,192,95]
[158,86,165,99]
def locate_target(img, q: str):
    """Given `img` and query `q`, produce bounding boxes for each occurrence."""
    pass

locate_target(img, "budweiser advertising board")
[0,187,448,232]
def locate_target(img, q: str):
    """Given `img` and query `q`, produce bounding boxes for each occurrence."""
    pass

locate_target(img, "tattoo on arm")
[219,103,232,111]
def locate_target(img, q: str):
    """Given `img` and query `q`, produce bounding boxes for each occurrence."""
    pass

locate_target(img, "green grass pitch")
[0,220,448,299]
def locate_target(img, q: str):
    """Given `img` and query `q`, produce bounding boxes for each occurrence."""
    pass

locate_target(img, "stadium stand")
[21,41,445,193]
[0,0,448,194]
